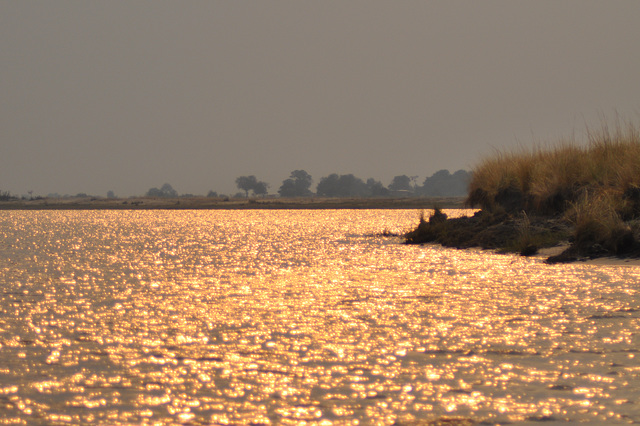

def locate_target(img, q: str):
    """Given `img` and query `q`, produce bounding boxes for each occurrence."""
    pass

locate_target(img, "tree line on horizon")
[228,169,471,199]
[0,169,470,201]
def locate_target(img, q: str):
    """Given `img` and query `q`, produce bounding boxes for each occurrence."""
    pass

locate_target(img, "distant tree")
[317,173,367,197]
[420,169,471,196]
[421,170,450,196]
[106,190,116,199]
[236,175,258,198]
[389,175,413,192]
[146,187,163,197]
[235,175,269,197]
[146,183,178,198]
[207,190,218,198]
[160,183,178,197]
[451,169,471,195]
[316,174,340,197]
[340,174,366,197]
[0,191,13,201]
[366,178,389,197]
[278,179,297,197]
[253,181,269,197]
[278,169,313,197]
[291,169,312,188]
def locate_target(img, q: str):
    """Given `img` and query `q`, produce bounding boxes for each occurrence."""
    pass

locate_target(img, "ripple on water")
[0,209,639,424]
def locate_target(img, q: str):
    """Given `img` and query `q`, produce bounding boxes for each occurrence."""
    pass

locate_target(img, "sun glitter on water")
[0,209,639,424]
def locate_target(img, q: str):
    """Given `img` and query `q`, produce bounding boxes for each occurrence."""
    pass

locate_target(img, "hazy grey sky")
[2,1,640,196]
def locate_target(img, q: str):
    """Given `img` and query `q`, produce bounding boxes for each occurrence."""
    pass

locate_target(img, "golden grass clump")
[565,189,636,254]
[466,118,640,217]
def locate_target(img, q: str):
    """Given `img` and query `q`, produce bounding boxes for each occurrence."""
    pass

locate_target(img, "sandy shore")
[0,196,465,210]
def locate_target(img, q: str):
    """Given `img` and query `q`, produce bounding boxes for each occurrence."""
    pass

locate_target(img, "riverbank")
[404,208,640,265]
[0,196,465,210]
[405,119,640,264]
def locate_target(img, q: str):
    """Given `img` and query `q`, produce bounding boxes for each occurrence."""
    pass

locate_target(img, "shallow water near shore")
[0,209,639,424]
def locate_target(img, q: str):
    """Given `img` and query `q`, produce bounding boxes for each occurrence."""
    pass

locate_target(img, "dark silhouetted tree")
[420,169,471,196]
[207,190,218,198]
[317,174,367,197]
[161,183,178,197]
[449,169,471,195]
[147,187,162,197]
[147,183,178,197]
[389,175,413,192]
[253,181,269,197]
[236,175,258,198]
[236,175,269,197]
[278,169,313,197]
[291,169,312,187]
[366,178,389,197]
[316,174,340,197]
[107,190,116,199]
[278,180,297,197]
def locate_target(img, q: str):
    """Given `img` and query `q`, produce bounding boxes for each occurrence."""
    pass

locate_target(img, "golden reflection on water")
[0,210,640,424]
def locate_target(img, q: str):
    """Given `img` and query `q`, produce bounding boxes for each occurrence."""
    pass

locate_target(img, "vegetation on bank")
[406,119,640,262]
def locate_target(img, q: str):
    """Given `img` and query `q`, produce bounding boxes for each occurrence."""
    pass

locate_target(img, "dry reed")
[465,117,640,255]
[467,118,640,217]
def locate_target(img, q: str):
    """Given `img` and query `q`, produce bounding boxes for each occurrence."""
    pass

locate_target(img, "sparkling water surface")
[0,210,639,424]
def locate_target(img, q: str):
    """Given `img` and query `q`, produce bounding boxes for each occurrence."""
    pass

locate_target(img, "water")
[0,209,639,424]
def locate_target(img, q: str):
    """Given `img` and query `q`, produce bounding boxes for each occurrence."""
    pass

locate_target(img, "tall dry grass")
[466,118,640,216]
[466,117,640,254]
[566,189,632,253]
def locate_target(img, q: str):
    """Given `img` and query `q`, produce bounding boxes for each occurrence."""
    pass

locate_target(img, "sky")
[2,1,640,197]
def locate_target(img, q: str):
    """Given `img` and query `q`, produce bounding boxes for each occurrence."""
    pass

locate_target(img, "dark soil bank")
[404,208,640,264]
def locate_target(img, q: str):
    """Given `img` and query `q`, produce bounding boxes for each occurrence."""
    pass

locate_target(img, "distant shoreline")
[0,196,465,211]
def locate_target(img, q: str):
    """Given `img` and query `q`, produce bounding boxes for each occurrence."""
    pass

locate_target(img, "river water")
[0,209,639,425]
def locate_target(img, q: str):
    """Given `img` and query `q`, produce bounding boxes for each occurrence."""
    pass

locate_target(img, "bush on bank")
[466,120,640,215]
[406,119,640,261]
